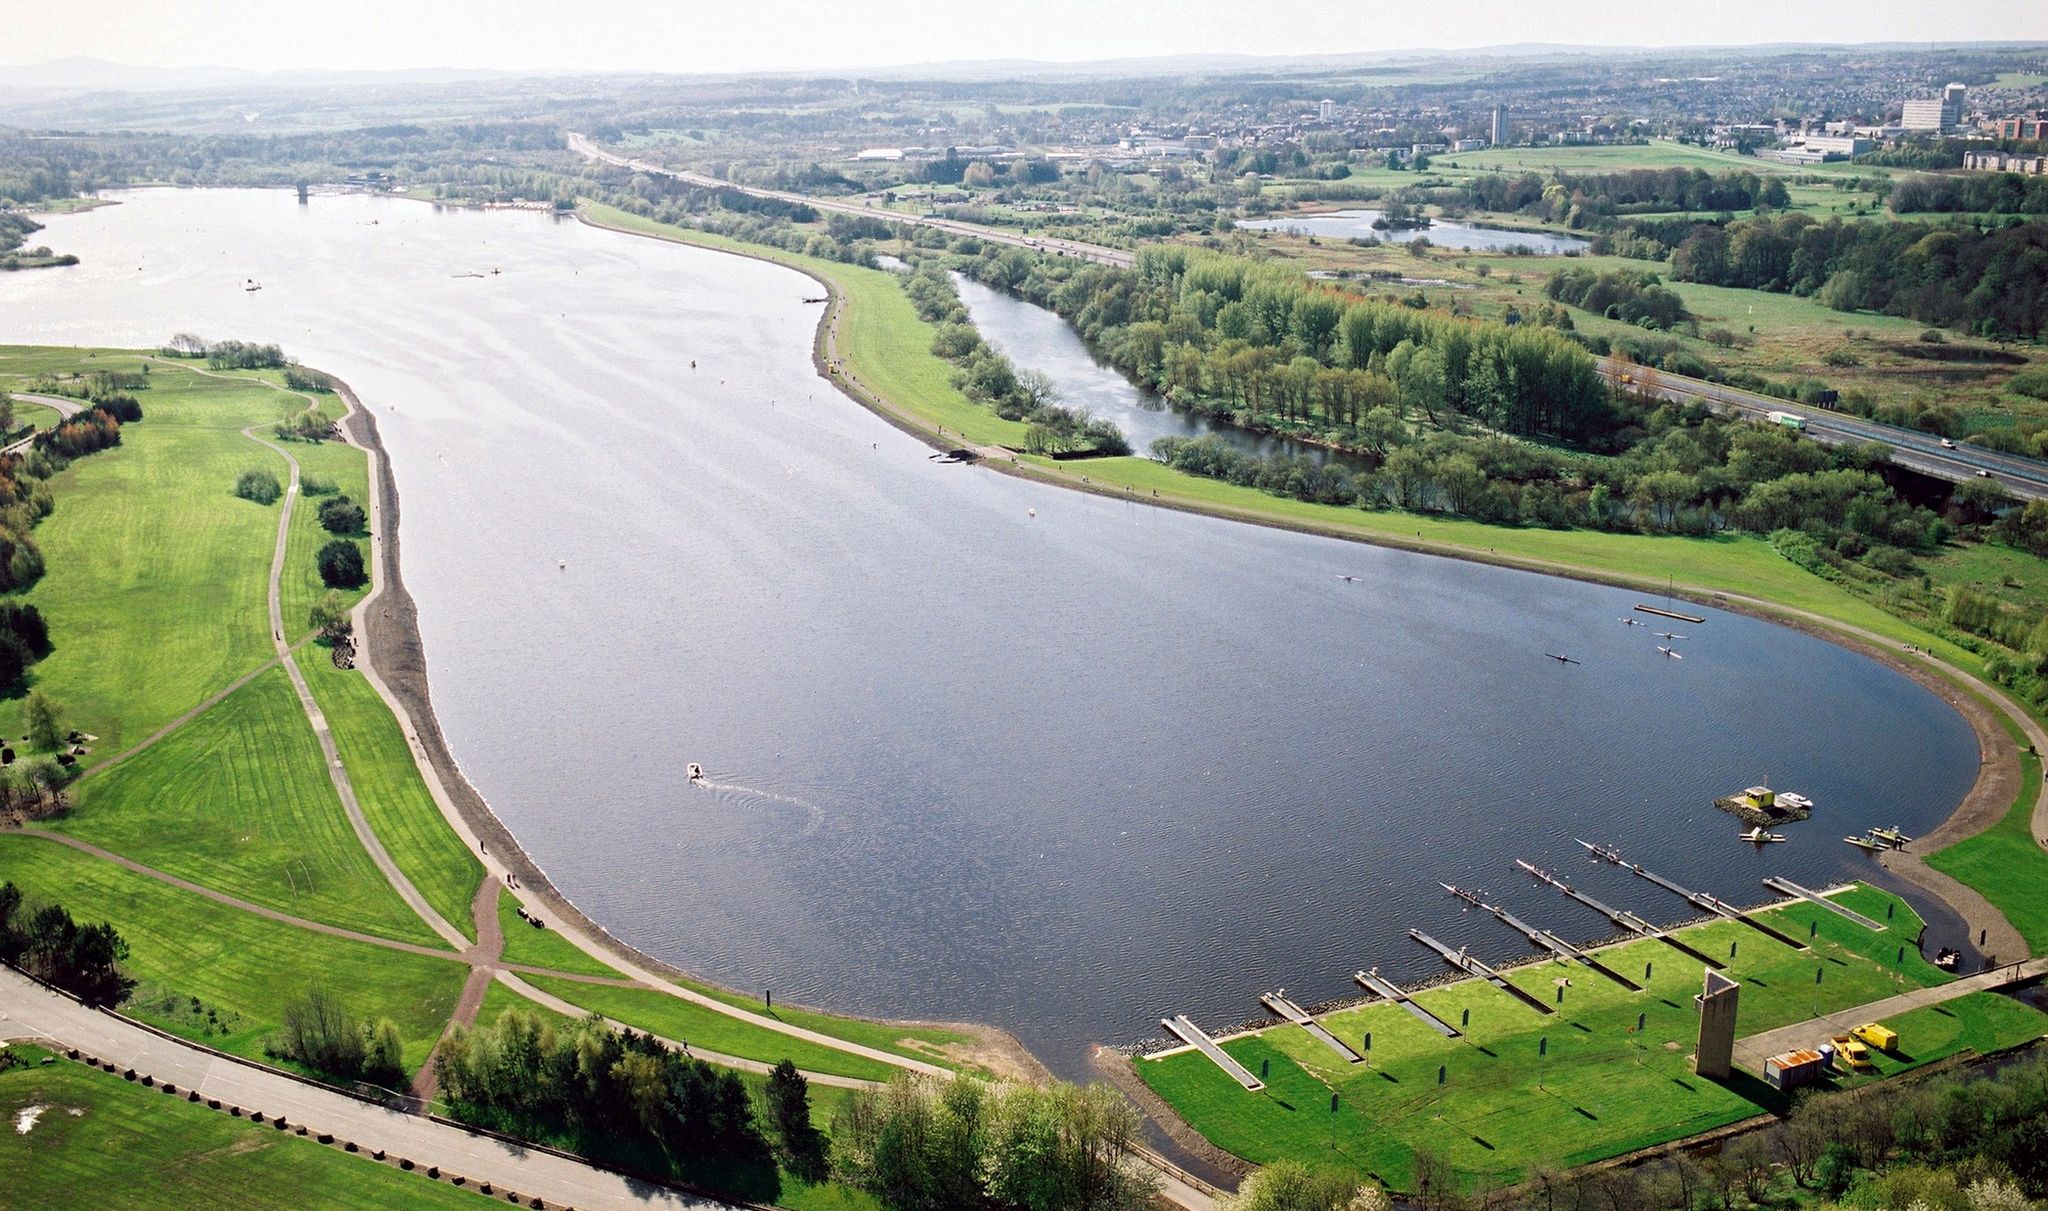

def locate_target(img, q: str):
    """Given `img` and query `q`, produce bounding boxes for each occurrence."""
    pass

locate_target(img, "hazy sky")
[6,0,2046,74]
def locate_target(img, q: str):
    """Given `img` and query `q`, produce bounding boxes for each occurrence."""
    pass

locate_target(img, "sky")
[4,0,2046,74]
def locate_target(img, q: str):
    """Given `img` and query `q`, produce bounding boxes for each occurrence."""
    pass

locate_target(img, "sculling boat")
[1844,834,1885,852]
[1739,827,1786,844]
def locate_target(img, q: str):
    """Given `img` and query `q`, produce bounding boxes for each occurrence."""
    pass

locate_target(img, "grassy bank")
[0,1047,495,1211]
[1138,886,2048,1191]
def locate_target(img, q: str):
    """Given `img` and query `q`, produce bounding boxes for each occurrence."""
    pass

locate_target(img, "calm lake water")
[1239,208,1592,254]
[4,189,1976,1077]
[951,272,1369,469]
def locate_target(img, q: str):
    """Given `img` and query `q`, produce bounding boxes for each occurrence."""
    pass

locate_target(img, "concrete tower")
[1491,105,1508,147]
[1694,969,1740,1079]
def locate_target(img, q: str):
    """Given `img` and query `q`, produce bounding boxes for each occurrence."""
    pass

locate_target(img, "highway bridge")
[1609,366,2048,502]
[567,132,1136,268]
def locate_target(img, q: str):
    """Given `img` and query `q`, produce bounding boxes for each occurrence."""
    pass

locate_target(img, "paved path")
[1731,956,2048,1071]
[76,649,287,778]
[2,391,85,455]
[243,416,473,953]
[0,967,738,1211]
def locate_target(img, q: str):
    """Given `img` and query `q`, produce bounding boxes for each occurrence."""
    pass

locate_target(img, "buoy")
[558,560,566,569]
[1027,508,1036,518]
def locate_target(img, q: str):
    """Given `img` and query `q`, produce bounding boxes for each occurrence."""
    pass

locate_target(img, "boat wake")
[692,778,829,833]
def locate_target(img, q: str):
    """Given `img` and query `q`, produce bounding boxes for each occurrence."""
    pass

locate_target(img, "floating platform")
[1635,604,1706,624]
[1354,969,1462,1038]
[1579,840,1809,950]
[1516,859,1727,969]
[1260,992,1365,1063]
[1410,929,1555,1015]
[1762,877,1886,932]
[1160,1014,1264,1090]
[1714,785,1812,827]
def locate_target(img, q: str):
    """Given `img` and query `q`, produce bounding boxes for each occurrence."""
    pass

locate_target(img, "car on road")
[1941,438,1956,449]
[1977,469,1993,478]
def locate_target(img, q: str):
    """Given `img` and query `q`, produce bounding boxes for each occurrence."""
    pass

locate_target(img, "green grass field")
[0,350,282,751]
[278,432,372,639]
[0,835,465,1073]
[519,974,906,1083]
[59,668,446,948]
[0,1047,496,1211]
[1928,747,2048,955]
[296,649,482,941]
[1139,886,2048,1191]
[495,889,619,977]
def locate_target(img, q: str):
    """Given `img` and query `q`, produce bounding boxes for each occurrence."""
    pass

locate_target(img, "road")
[1730,955,2048,1072]
[1611,367,2048,501]
[3,390,85,455]
[566,133,1136,269]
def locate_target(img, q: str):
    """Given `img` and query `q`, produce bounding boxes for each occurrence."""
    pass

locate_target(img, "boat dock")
[1634,603,1707,624]
[1353,969,1463,1037]
[1578,840,1809,950]
[1260,992,1365,1063]
[1409,930,1555,1015]
[1515,860,1726,969]
[1762,878,1886,932]
[1445,884,1642,990]
[1160,1014,1265,1090]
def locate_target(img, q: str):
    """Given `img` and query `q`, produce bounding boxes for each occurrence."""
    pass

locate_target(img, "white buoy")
[1027,508,1037,518]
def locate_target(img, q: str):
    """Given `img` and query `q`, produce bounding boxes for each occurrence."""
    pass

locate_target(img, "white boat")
[686,762,705,781]
[1776,792,1813,811]
[1739,828,1787,844]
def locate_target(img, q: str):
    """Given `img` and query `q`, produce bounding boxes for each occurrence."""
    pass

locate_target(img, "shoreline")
[330,381,1047,1084]
[577,204,2039,965]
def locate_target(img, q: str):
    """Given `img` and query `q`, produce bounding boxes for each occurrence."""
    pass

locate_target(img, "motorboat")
[686,762,705,781]
[1844,834,1885,852]
[1739,828,1787,844]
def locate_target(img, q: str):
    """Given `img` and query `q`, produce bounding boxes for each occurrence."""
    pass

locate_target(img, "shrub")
[91,395,143,423]
[316,496,365,535]
[299,474,339,496]
[309,591,352,643]
[234,469,282,505]
[316,541,366,589]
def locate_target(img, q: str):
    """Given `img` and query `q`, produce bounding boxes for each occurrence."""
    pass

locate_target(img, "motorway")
[1610,368,2048,502]
[566,133,1136,268]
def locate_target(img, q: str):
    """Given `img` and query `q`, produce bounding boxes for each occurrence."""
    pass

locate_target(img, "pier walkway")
[1516,860,1726,968]
[1579,841,1809,950]
[1161,1015,1264,1090]
[1470,895,1643,991]
[1353,969,1462,1038]
[1410,930,1555,1015]
[1763,878,1887,932]
[1260,992,1364,1063]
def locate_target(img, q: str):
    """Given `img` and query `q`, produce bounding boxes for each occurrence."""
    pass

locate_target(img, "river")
[1237,208,1592,254]
[1,189,1978,1077]
[950,272,1369,469]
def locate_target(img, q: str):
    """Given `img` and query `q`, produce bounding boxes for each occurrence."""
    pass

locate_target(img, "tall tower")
[1491,105,1508,147]
[1694,969,1740,1079]
[1942,82,1967,131]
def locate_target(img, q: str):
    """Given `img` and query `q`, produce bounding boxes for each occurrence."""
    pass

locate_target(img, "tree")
[317,540,367,589]
[0,393,14,435]
[316,495,366,535]
[363,1019,405,1089]
[234,468,282,505]
[23,689,61,752]
[1228,1160,1389,1211]
[274,987,367,1079]
[309,591,352,644]
[764,1060,828,1181]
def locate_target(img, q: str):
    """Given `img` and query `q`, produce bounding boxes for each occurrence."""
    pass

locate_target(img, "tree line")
[0,881,129,1004]
[1890,172,2048,216]
[1669,214,2048,339]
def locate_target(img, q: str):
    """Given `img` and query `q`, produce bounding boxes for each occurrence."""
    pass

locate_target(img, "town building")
[1490,104,1507,147]
[1901,82,1966,132]
[1319,98,1335,122]
[1996,114,2047,140]
[1963,150,2048,174]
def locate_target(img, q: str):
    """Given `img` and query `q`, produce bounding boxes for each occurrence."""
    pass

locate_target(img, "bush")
[316,496,365,535]
[309,590,352,643]
[316,541,366,589]
[234,469,282,505]
[299,474,339,496]
[91,395,143,423]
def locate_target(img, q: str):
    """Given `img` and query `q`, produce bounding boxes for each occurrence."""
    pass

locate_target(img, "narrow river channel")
[1,189,1979,1077]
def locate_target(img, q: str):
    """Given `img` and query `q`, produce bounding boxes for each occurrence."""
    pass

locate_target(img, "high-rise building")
[1902,82,1966,132]
[1318,98,1335,122]
[1491,105,1507,147]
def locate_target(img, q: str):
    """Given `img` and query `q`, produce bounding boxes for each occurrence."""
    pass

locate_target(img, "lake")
[1238,208,1593,254]
[2,189,1976,1077]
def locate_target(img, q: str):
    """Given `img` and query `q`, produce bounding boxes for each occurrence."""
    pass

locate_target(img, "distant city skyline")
[4,0,2047,77]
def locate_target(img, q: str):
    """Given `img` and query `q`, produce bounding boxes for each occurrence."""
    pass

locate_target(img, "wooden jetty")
[1515,859,1727,968]
[1410,929,1556,1015]
[1634,603,1706,624]
[1442,883,1642,990]
[1353,968,1462,1038]
[1578,840,1809,950]
[1260,992,1365,1063]
[1160,1014,1264,1090]
[1762,877,1886,932]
